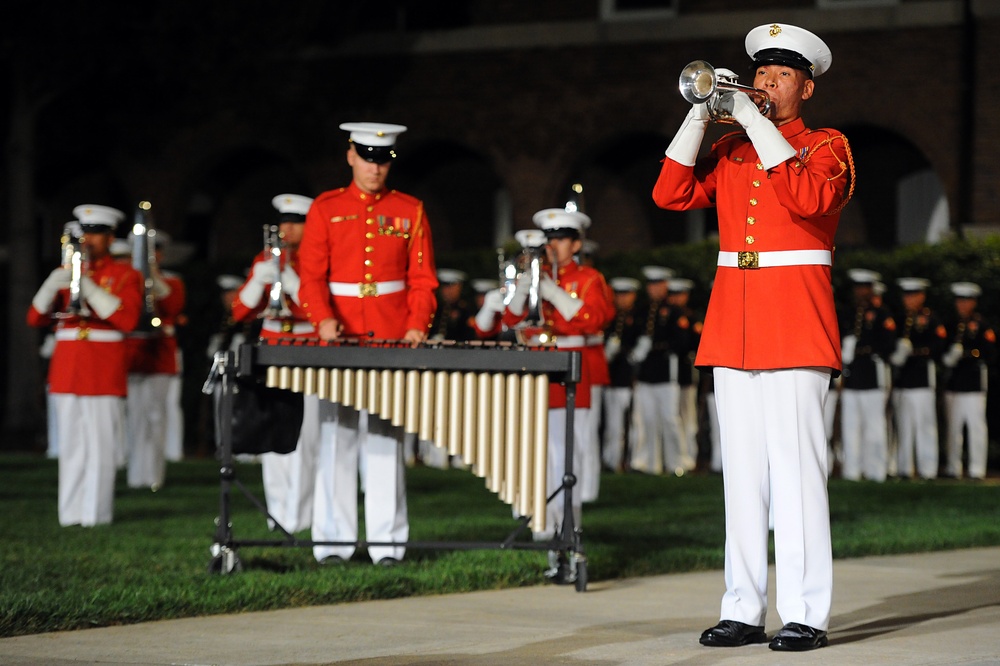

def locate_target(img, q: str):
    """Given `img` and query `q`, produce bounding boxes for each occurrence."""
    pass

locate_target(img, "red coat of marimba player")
[27,204,143,527]
[297,122,438,568]
[501,212,614,585]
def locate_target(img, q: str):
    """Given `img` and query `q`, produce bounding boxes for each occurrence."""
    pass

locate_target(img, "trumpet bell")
[678,60,717,104]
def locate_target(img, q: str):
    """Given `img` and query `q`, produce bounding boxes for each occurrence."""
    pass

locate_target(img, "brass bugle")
[678,59,772,124]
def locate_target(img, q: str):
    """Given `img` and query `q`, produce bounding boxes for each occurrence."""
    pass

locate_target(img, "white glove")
[151,274,172,299]
[604,335,621,362]
[31,267,72,313]
[889,338,913,367]
[474,289,504,331]
[942,342,963,368]
[239,261,277,307]
[664,103,710,167]
[538,273,583,320]
[506,271,532,316]
[280,265,301,304]
[731,91,795,170]
[841,334,857,366]
[80,276,122,320]
[628,335,652,365]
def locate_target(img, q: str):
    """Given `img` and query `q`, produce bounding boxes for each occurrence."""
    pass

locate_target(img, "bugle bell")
[678,59,771,124]
[56,221,87,319]
[261,224,292,319]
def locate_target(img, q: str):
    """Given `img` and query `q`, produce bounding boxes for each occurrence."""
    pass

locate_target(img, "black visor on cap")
[752,48,815,78]
[352,142,396,164]
[79,224,113,233]
[277,213,306,223]
[543,227,580,240]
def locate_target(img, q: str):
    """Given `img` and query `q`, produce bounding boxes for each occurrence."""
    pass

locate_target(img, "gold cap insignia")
[769,24,781,37]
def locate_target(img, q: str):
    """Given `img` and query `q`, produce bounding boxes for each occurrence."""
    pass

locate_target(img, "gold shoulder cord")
[803,134,856,216]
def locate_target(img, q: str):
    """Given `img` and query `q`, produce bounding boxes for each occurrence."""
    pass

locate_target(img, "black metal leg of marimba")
[209,351,242,575]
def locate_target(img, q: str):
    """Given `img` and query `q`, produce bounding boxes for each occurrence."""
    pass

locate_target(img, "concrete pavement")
[2,546,999,665]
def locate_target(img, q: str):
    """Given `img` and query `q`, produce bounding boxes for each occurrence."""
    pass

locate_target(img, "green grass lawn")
[2,454,998,637]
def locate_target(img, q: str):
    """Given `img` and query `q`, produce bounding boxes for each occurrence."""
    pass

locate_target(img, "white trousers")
[46,387,60,459]
[706,391,722,473]
[945,391,988,478]
[534,407,588,541]
[126,373,171,489]
[164,373,184,462]
[678,384,698,471]
[261,394,321,533]
[52,394,124,526]
[312,403,408,563]
[714,367,833,631]
[840,388,889,481]
[580,386,602,502]
[631,382,683,475]
[893,387,939,479]
[601,386,632,471]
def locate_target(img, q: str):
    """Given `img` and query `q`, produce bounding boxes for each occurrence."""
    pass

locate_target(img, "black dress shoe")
[699,620,768,647]
[320,555,345,566]
[768,622,828,651]
[376,557,401,568]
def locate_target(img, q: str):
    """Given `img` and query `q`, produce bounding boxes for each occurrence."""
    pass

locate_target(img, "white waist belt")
[262,320,315,335]
[55,328,124,342]
[718,250,832,269]
[585,333,605,346]
[329,280,405,297]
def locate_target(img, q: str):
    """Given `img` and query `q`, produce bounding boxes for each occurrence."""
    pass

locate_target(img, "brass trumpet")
[678,59,771,124]
[57,221,88,318]
[262,224,292,319]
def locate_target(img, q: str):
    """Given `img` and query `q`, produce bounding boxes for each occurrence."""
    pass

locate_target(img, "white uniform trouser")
[46,386,59,459]
[714,367,833,631]
[601,386,632,471]
[706,391,722,473]
[312,403,407,563]
[261,394,321,533]
[839,388,889,481]
[126,373,171,489]
[580,386,602,502]
[893,387,939,479]
[52,394,124,526]
[631,381,682,474]
[534,407,588,541]
[164,371,184,462]
[945,391,988,478]
[678,383,698,471]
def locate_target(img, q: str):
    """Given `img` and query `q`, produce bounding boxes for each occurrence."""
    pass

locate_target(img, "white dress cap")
[271,193,314,216]
[641,265,675,282]
[951,281,982,298]
[745,23,832,77]
[515,228,547,249]
[217,274,245,291]
[339,122,407,147]
[532,208,592,235]
[668,278,695,293]
[873,280,887,296]
[437,268,467,284]
[897,277,930,292]
[848,268,882,284]
[610,277,640,293]
[109,238,132,257]
[73,204,125,230]
[471,279,499,294]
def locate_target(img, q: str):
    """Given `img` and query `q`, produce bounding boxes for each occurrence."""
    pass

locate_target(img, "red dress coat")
[298,182,438,340]
[27,255,144,396]
[232,249,315,341]
[502,261,615,408]
[127,272,186,375]
[653,117,850,372]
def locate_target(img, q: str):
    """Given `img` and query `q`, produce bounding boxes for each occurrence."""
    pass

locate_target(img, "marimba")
[207,338,588,590]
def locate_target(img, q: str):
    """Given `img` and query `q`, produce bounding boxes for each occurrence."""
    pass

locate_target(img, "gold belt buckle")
[280,320,293,333]
[77,328,90,341]
[358,282,378,298]
[738,251,759,269]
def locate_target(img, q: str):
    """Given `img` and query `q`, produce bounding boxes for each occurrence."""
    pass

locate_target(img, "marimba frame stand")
[205,343,588,592]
